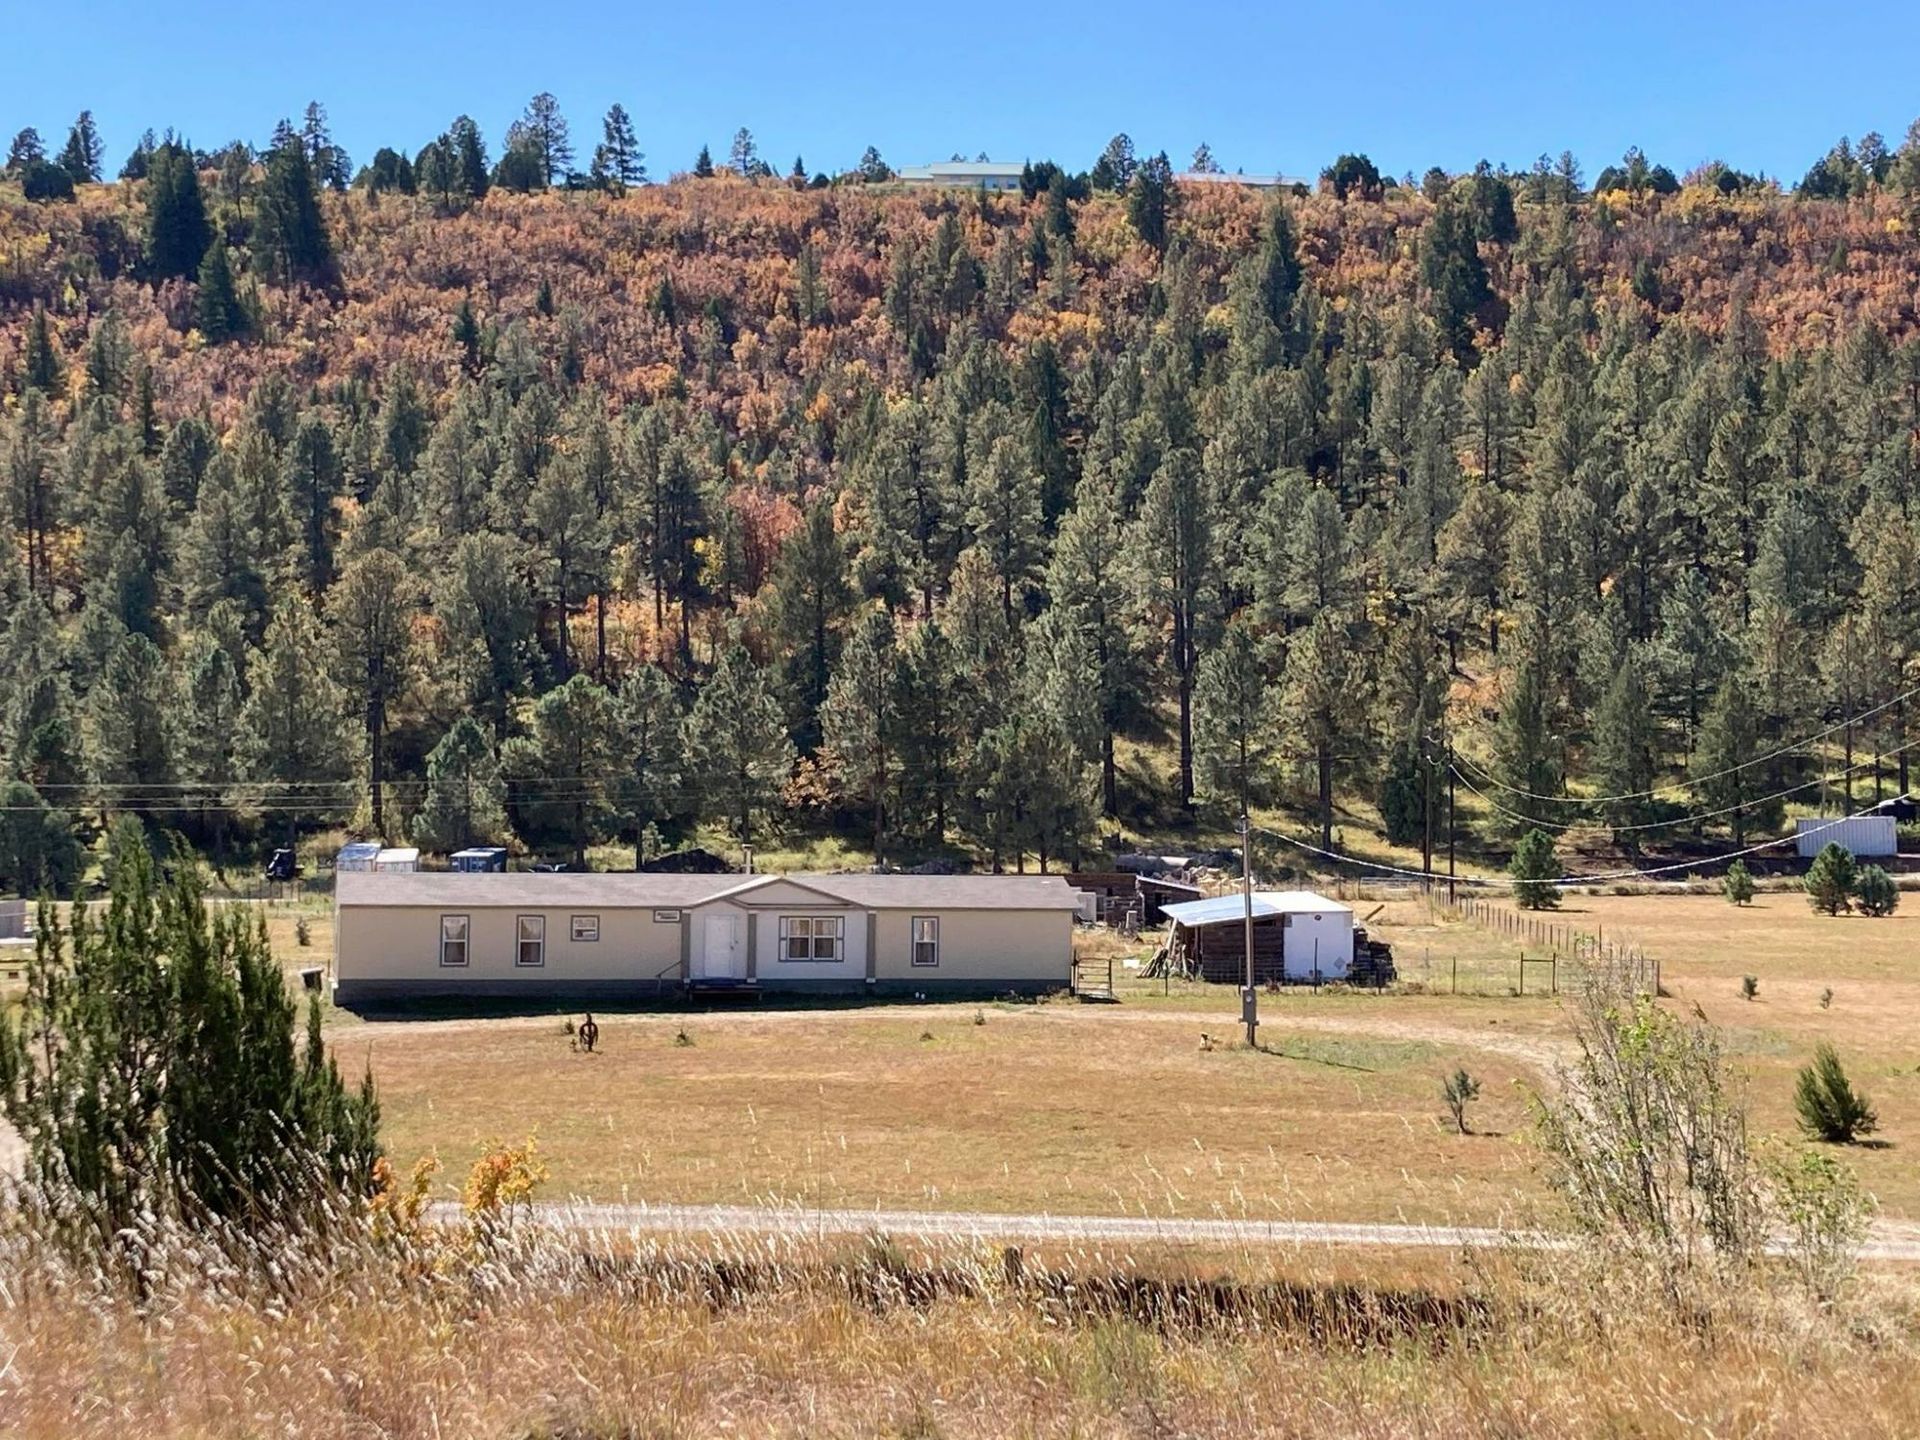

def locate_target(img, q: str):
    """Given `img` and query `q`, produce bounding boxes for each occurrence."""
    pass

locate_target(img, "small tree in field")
[1510,828,1560,909]
[1795,1043,1878,1144]
[1804,842,1856,915]
[1855,864,1898,917]
[1441,1067,1481,1134]
[1722,859,1755,906]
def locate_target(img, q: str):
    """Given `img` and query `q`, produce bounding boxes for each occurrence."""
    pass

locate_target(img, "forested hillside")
[5,103,1920,884]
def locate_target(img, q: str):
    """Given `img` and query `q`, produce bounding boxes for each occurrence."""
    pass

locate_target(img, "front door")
[699,913,744,980]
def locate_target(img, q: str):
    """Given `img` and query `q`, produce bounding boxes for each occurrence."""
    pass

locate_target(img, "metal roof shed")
[335,842,383,873]
[1161,891,1354,983]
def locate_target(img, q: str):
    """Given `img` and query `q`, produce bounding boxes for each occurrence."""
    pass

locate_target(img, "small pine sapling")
[1795,1043,1878,1144]
[1722,860,1755,906]
[1441,1067,1481,1134]
[1804,842,1856,916]
[1855,864,1898,917]
[1741,975,1759,1001]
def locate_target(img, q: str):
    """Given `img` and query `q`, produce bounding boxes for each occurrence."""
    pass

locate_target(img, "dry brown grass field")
[307,888,1920,1228]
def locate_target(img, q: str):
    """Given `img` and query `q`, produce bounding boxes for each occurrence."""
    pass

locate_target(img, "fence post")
[1452,955,1457,995]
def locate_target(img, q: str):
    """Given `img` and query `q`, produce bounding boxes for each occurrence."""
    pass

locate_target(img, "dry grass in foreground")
[5,1214,1920,1439]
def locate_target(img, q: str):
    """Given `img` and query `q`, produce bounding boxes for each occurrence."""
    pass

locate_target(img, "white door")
[699,913,744,980]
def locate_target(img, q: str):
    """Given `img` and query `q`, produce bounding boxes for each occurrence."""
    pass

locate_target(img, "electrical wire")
[1451,679,1920,806]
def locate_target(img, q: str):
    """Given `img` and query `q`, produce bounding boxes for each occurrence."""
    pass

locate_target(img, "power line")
[1448,737,1920,835]
[1253,797,1908,891]
[1454,680,1920,806]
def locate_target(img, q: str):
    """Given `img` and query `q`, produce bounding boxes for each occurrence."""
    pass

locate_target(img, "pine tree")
[88,632,177,816]
[176,632,244,851]
[1510,828,1561,910]
[1126,152,1176,252]
[1136,447,1214,807]
[1281,611,1368,847]
[194,236,248,342]
[690,636,796,846]
[330,549,414,837]
[526,449,608,679]
[592,103,645,191]
[765,498,853,750]
[964,433,1046,623]
[1590,652,1659,837]
[822,608,903,859]
[437,532,537,738]
[520,93,573,187]
[411,716,511,853]
[693,144,714,178]
[502,674,625,866]
[1692,675,1776,844]
[1804,841,1857,916]
[254,130,333,284]
[613,664,685,865]
[58,110,102,184]
[0,781,83,896]
[22,301,60,393]
[1045,468,1142,814]
[1193,618,1275,818]
[144,140,212,280]
[241,597,355,831]
[895,619,962,844]
[0,841,379,1259]
[6,389,59,602]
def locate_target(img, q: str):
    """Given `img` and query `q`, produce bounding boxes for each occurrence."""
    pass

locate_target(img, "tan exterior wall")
[335,902,686,986]
[871,908,1072,985]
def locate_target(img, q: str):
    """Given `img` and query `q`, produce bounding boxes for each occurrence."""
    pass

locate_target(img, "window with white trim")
[778,914,844,961]
[440,914,470,967]
[911,916,939,967]
[570,914,600,943]
[516,914,545,967]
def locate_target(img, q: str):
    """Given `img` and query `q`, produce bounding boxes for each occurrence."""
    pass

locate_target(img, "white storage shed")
[1795,816,1897,860]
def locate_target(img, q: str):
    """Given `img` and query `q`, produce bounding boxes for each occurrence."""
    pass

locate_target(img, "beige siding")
[335,903,685,986]
[871,908,1072,985]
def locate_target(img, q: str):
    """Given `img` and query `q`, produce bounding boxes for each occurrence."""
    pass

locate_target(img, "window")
[778,915,844,962]
[570,914,600,943]
[912,916,939,967]
[516,915,545,967]
[439,914,469,968]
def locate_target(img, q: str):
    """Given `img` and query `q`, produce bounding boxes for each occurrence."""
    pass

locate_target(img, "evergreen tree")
[765,498,853,750]
[592,103,645,191]
[1126,151,1176,252]
[176,632,244,851]
[520,92,573,187]
[1804,841,1857,916]
[1510,828,1562,909]
[285,415,342,591]
[88,632,177,816]
[526,449,608,679]
[144,140,212,280]
[0,842,379,1260]
[330,549,414,837]
[502,674,625,866]
[1281,611,1368,847]
[0,781,82,896]
[1135,447,1213,808]
[436,531,537,738]
[1045,468,1142,814]
[6,389,59,601]
[1193,618,1276,818]
[613,664,685,865]
[194,236,248,342]
[821,608,904,859]
[241,598,355,832]
[254,130,333,284]
[693,144,714,178]
[964,433,1046,623]
[22,301,61,393]
[690,636,796,846]
[411,716,511,853]
[1691,675,1780,844]
[1590,652,1659,837]
[57,110,103,184]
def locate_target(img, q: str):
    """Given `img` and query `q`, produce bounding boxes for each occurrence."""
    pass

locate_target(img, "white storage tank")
[1795,816,1897,860]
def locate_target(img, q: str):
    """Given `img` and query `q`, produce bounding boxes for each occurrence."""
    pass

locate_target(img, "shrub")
[1509,829,1561,911]
[1441,1067,1480,1134]
[295,915,312,946]
[1722,860,1755,906]
[1794,1043,1877,1144]
[1741,975,1758,1001]
[675,1027,693,1047]
[1766,1144,1874,1303]
[1819,987,1833,1010]
[1855,864,1898,917]
[462,1135,549,1234]
[1803,842,1856,915]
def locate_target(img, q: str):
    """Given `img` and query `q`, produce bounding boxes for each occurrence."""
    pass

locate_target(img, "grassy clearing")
[7,1219,1920,1438]
[333,888,1920,1229]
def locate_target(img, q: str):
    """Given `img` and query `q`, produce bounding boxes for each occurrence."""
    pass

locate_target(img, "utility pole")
[1446,716,1457,906]
[1240,811,1258,1049]
[1421,723,1435,892]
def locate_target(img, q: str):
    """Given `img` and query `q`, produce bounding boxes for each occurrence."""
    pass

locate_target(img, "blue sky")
[3,0,1916,184]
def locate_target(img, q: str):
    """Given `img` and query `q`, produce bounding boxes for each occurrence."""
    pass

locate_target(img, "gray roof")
[1162,890,1352,929]
[335,870,1082,911]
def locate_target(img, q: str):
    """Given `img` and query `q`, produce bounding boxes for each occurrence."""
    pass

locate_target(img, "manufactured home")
[331,871,1080,1006]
